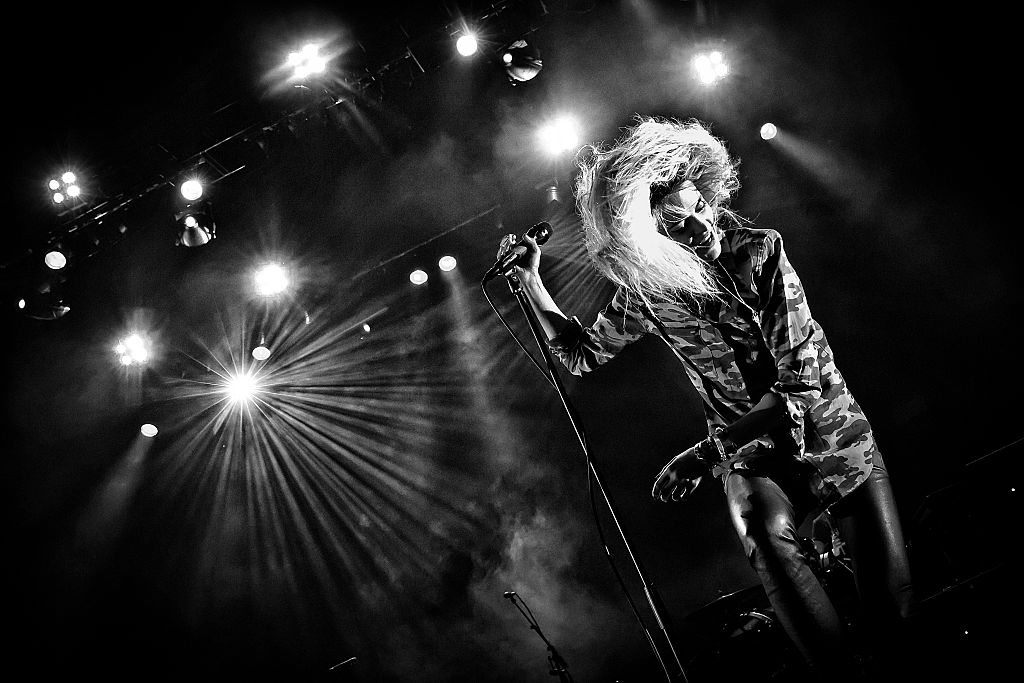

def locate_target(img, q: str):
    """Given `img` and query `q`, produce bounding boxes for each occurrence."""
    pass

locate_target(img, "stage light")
[254,263,289,296]
[115,332,151,366]
[252,345,271,361]
[543,182,562,204]
[438,255,457,272]
[760,122,778,141]
[362,323,371,333]
[140,423,158,437]
[537,115,579,156]
[226,372,259,404]
[180,178,204,201]
[174,199,216,247]
[18,278,70,320]
[694,50,729,85]
[501,38,542,83]
[287,43,328,79]
[48,169,83,207]
[456,33,478,57]
[44,249,67,270]
[410,269,428,285]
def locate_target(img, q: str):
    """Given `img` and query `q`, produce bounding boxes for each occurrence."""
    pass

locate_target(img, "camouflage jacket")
[548,227,874,504]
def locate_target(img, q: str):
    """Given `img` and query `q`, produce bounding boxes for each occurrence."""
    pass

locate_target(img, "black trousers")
[725,454,914,680]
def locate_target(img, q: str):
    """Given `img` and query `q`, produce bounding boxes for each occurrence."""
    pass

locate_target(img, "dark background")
[2,1,1019,681]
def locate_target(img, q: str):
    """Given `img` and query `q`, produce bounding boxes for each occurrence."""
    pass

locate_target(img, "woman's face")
[659,180,722,261]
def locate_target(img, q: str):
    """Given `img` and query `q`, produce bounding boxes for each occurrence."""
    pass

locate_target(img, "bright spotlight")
[226,372,259,403]
[254,263,289,296]
[409,269,428,285]
[438,255,457,272]
[48,170,84,208]
[537,116,580,155]
[44,250,67,270]
[180,178,204,201]
[694,50,729,85]
[760,122,778,140]
[116,332,151,366]
[140,423,158,437]
[361,323,371,333]
[456,34,478,57]
[287,43,327,79]
[252,345,271,361]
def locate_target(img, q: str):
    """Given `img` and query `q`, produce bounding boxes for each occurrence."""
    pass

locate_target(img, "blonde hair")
[574,115,741,306]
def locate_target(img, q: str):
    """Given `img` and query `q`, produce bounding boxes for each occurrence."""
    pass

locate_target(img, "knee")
[737,512,804,572]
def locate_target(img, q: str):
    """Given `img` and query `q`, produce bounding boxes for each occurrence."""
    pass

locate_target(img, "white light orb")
[254,263,289,296]
[760,122,778,140]
[537,116,580,155]
[456,34,478,56]
[44,250,67,270]
[140,423,158,437]
[252,345,271,361]
[438,255,457,271]
[409,269,428,285]
[227,373,259,403]
[180,179,204,201]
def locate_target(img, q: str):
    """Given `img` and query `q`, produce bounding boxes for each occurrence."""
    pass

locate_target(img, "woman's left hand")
[652,447,705,503]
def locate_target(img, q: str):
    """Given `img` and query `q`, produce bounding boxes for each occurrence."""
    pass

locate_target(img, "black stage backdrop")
[2,2,1019,681]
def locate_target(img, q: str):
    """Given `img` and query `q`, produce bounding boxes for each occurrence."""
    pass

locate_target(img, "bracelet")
[695,428,737,470]
[692,436,723,468]
[710,427,735,460]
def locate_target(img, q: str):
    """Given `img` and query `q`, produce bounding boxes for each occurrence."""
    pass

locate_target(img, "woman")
[499,116,914,680]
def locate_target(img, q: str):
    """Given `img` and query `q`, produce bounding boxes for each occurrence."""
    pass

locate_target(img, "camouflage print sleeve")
[755,230,823,424]
[548,287,651,376]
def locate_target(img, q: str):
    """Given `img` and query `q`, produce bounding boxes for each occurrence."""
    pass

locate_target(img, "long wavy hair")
[574,116,741,306]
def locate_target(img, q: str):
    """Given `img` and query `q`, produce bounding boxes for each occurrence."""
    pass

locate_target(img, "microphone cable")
[481,273,680,681]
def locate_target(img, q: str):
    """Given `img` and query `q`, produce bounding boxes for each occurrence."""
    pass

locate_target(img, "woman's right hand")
[497,232,542,279]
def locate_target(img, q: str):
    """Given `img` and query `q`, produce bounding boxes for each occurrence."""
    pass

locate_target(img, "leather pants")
[725,453,914,680]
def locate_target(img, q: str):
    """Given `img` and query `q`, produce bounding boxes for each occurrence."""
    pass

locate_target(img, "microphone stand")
[505,591,575,683]
[503,271,688,683]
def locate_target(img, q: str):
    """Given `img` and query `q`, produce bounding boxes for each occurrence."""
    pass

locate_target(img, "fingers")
[670,481,693,502]
[654,479,695,503]
[652,456,698,503]
[652,472,679,503]
[496,233,518,259]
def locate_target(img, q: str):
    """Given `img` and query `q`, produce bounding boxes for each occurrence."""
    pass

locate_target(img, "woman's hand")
[497,231,542,279]
[652,447,706,503]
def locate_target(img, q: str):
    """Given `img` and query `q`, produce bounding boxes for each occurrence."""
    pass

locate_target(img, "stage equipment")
[481,223,687,682]
[504,590,574,682]
[502,38,542,82]
[174,199,216,247]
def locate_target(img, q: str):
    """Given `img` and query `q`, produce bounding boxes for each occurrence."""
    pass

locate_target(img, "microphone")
[483,222,552,281]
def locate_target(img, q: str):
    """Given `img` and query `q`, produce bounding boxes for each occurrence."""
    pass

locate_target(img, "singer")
[497,116,914,681]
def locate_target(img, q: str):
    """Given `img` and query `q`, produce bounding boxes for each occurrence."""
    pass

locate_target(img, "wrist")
[692,437,722,469]
[712,427,738,459]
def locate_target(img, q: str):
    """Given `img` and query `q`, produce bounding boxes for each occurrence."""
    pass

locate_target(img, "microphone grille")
[530,222,553,246]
